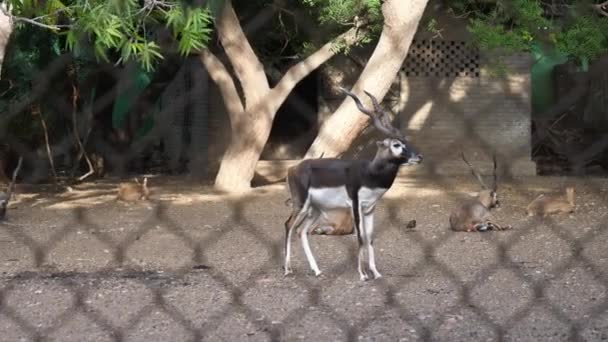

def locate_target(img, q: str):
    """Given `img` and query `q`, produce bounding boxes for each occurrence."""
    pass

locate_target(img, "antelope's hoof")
[372,272,382,280]
[360,273,370,281]
[284,268,293,276]
[314,270,322,277]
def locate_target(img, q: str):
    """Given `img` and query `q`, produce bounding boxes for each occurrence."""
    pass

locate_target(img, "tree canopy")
[3,1,607,74]
[3,0,219,71]
[446,0,608,63]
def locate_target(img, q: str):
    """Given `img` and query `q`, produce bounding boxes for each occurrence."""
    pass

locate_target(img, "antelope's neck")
[366,160,401,189]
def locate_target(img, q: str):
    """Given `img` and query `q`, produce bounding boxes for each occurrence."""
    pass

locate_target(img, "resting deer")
[116,177,149,202]
[526,187,575,217]
[449,153,511,232]
[284,87,423,280]
[284,199,354,235]
[0,156,23,219]
[310,209,354,235]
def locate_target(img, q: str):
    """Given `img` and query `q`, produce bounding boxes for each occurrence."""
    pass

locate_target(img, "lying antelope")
[526,187,575,217]
[284,87,423,280]
[449,153,511,232]
[308,211,416,235]
[116,177,149,202]
[284,199,354,235]
[0,156,23,219]
[310,209,354,235]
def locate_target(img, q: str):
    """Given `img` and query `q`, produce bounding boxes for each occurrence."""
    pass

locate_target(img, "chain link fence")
[1,5,608,342]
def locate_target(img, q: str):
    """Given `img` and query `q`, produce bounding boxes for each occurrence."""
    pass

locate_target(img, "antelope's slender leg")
[284,214,296,275]
[300,209,322,276]
[362,210,381,279]
[284,201,311,275]
[353,203,369,281]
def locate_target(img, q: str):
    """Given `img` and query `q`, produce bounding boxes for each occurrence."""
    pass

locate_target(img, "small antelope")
[449,153,511,232]
[526,187,575,217]
[284,199,354,235]
[284,87,423,280]
[0,156,23,219]
[310,209,354,235]
[116,177,149,202]
[308,211,417,235]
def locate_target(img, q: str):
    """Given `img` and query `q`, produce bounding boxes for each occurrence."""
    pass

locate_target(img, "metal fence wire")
[1,7,608,342]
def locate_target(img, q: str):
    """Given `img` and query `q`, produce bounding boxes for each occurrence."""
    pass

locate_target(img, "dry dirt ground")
[0,175,607,342]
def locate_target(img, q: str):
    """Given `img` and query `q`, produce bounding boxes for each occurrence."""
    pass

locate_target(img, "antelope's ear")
[376,140,389,148]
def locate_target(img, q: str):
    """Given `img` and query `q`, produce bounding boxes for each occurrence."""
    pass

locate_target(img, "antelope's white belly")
[307,186,388,210]
[309,186,351,209]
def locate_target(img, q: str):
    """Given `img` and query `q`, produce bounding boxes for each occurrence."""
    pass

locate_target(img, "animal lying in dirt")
[309,209,354,235]
[306,209,417,235]
[449,153,511,232]
[116,177,149,202]
[526,187,575,217]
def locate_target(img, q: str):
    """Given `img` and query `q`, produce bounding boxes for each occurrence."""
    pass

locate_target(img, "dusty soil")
[0,175,607,341]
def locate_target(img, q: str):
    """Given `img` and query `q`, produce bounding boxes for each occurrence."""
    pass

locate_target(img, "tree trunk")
[304,0,429,158]
[0,3,13,78]
[201,0,361,192]
[214,111,273,191]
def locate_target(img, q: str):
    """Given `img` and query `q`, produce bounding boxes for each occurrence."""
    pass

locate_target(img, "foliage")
[554,14,608,60]
[232,0,384,73]
[301,0,382,50]
[302,0,381,26]
[0,24,67,144]
[446,0,608,64]
[6,0,385,73]
[5,0,218,72]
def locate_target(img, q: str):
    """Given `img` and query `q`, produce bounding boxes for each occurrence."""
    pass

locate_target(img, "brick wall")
[396,53,536,177]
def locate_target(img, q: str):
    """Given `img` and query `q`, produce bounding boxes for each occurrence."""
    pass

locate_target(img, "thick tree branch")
[200,50,245,117]
[216,0,270,106]
[592,1,608,16]
[0,3,13,78]
[305,0,429,158]
[268,26,361,113]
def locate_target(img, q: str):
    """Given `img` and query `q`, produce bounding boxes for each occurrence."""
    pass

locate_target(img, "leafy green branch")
[447,0,608,64]
[4,0,217,71]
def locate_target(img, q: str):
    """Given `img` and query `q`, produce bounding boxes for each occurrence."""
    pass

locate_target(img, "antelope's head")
[340,87,423,166]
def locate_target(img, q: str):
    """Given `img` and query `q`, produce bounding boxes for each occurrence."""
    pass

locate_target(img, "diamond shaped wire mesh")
[1,5,608,342]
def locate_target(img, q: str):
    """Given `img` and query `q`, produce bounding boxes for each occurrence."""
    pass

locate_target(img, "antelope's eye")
[392,143,400,148]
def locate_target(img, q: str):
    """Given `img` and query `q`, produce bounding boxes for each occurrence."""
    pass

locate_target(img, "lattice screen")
[402,39,480,78]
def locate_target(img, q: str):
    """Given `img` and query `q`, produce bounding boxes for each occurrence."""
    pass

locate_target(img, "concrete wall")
[397,53,535,177]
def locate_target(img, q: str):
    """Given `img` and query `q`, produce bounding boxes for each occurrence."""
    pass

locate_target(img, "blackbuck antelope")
[308,210,417,235]
[284,87,423,280]
[310,209,354,235]
[526,187,575,217]
[116,177,149,202]
[0,156,23,219]
[449,153,511,232]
